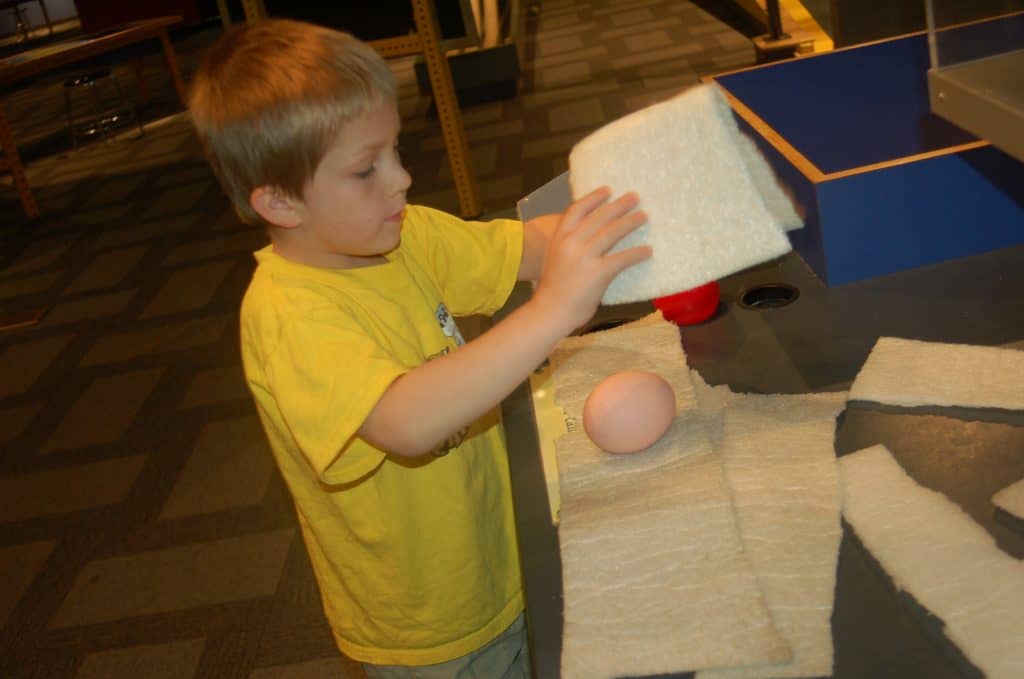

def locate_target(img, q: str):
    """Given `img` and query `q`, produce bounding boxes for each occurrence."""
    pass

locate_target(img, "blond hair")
[189,19,396,224]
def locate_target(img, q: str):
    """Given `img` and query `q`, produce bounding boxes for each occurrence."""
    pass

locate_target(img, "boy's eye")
[354,142,401,179]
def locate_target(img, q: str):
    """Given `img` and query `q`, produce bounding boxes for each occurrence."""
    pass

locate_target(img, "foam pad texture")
[993,477,1024,519]
[568,84,797,305]
[850,337,1024,410]
[696,389,846,679]
[840,445,1024,678]
[551,314,790,678]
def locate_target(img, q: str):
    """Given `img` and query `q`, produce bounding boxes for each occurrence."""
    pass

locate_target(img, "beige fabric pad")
[993,477,1024,519]
[697,391,847,679]
[551,314,790,678]
[850,337,1024,410]
[549,313,699,496]
[839,445,1024,678]
[568,84,796,305]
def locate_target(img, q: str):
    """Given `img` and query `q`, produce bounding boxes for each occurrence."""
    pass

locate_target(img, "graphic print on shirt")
[430,302,467,455]
[434,303,466,347]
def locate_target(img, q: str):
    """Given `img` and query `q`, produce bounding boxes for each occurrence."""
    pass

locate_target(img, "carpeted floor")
[0,2,761,677]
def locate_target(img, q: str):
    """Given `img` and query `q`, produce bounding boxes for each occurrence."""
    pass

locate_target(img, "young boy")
[188,18,649,677]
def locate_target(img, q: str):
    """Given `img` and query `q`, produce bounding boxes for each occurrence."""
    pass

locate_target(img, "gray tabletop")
[503,175,1024,678]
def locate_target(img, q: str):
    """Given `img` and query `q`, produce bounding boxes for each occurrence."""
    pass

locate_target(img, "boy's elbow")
[385,433,437,458]
[359,378,449,457]
[360,421,436,458]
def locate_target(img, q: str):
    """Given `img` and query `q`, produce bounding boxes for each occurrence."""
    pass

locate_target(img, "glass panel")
[926,1,1024,163]
[926,0,1024,69]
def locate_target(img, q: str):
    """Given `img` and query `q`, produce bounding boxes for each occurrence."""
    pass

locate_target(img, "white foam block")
[551,314,790,678]
[698,391,847,679]
[993,477,1024,519]
[736,132,803,232]
[840,445,1024,678]
[850,337,1024,410]
[568,84,798,305]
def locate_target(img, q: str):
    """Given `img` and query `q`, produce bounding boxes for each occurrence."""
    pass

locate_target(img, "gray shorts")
[362,612,532,679]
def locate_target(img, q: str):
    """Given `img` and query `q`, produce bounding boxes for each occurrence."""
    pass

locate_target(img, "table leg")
[0,102,38,219]
[216,0,232,29]
[241,0,267,22]
[13,5,28,41]
[36,0,52,36]
[133,57,150,105]
[158,29,187,107]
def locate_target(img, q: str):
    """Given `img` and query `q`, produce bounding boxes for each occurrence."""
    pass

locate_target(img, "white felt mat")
[839,445,1024,678]
[850,337,1024,410]
[568,83,796,305]
[551,314,790,678]
[697,391,846,679]
[993,477,1024,520]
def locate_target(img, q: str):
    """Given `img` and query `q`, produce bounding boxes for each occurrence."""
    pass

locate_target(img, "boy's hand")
[532,187,651,333]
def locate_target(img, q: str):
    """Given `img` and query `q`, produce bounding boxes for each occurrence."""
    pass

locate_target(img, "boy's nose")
[392,163,412,195]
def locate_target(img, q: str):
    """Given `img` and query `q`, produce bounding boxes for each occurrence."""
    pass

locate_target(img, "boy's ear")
[250,186,303,228]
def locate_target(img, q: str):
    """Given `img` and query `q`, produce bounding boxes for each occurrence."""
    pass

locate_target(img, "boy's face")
[279,99,411,269]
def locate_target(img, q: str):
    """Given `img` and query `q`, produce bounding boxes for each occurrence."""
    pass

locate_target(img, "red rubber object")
[653,280,721,325]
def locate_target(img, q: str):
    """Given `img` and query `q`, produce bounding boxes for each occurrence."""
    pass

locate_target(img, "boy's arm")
[359,188,650,457]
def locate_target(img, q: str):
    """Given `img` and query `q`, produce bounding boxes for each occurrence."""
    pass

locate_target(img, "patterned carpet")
[0,2,760,677]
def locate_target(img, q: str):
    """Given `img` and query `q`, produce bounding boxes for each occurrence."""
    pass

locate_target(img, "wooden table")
[0,15,186,219]
[0,0,53,41]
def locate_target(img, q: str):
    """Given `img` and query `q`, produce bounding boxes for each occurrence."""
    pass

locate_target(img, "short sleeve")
[402,206,523,317]
[258,303,407,485]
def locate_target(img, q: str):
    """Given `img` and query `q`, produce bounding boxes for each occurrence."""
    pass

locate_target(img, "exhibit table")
[503,176,1024,678]
[0,15,186,218]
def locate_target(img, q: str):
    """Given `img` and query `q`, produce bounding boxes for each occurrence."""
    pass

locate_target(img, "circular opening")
[737,283,800,310]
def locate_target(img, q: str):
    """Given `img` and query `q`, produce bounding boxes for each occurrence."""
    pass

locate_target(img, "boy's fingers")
[560,187,612,232]
[577,192,640,238]
[605,245,652,274]
[590,209,648,253]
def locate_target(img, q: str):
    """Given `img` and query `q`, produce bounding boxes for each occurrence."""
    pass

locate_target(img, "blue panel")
[816,146,1024,285]
[716,36,976,173]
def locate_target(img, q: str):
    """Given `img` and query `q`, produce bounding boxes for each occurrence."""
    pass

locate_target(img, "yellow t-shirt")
[240,205,525,666]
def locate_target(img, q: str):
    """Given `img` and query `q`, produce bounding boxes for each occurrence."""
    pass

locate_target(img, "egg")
[582,370,677,454]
